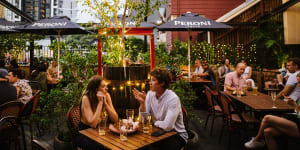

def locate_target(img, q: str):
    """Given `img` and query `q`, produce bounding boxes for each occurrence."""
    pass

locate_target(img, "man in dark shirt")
[196,60,216,89]
[0,69,17,105]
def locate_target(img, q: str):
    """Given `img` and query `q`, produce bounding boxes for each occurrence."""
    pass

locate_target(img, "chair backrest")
[0,101,23,119]
[0,116,19,133]
[181,104,189,131]
[219,92,245,123]
[20,90,41,116]
[219,92,234,120]
[204,85,214,107]
[31,90,41,114]
[67,105,80,130]
[32,139,48,150]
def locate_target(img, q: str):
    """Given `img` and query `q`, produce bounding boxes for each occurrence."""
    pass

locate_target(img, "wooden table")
[181,77,212,83]
[224,91,294,112]
[79,127,177,150]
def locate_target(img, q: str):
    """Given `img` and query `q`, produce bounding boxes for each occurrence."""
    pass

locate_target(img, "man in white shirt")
[277,58,300,99]
[133,68,188,150]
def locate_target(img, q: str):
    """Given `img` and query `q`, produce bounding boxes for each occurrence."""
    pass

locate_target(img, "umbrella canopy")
[16,16,89,77]
[111,15,155,28]
[0,18,20,34]
[156,12,232,31]
[156,12,231,79]
[16,16,87,35]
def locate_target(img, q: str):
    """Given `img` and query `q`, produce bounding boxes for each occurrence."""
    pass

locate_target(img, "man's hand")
[132,88,146,104]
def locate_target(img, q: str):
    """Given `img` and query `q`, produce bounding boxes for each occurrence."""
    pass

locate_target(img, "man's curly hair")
[150,68,171,89]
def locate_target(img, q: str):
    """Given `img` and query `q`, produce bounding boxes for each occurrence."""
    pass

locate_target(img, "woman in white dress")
[241,60,255,87]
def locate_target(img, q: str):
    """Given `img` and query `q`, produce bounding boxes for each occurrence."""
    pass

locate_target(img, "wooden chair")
[0,101,23,150]
[203,85,222,135]
[20,90,41,150]
[67,105,80,148]
[218,92,259,150]
[32,139,48,150]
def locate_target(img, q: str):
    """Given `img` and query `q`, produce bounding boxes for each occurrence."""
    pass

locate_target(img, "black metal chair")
[0,101,23,150]
[203,85,223,135]
[20,90,41,150]
[218,92,259,150]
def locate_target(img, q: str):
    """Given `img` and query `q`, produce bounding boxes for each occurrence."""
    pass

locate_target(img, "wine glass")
[271,91,277,108]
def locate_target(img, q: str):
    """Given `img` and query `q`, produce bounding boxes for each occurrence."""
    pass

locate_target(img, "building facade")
[163,0,244,49]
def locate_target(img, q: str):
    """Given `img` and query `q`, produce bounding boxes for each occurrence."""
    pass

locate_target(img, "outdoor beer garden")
[1,0,300,150]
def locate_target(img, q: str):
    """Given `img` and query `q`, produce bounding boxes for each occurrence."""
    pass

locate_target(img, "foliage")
[64,34,97,49]
[170,80,199,120]
[81,0,165,66]
[124,37,145,62]
[0,33,44,59]
[31,48,98,136]
[251,19,288,68]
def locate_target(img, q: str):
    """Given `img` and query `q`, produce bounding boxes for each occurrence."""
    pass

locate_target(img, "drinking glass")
[119,120,127,141]
[252,86,258,96]
[271,91,277,108]
[98,112,107,136]
[236,88,242,97]
[126,109,134,120]
[242,85,248,94]
[140,112,150,134]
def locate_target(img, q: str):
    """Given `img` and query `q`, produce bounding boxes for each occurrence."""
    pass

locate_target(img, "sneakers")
[244,137,265,149]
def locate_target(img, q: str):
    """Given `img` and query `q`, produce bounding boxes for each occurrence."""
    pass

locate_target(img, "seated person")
[218,58,232,90]
[76,76,118,150]
[47,60,59,84]
[195,60,216,89]
[30,64,48,92]
[277,58,300,99]
[132,68,188,150]
[241,60,255,87]
[8,69,32,104]
[245,72,300,150]
[192,59,204,75]
[224,63,247,91]
[0,69,17,105]
[264,64,291,89]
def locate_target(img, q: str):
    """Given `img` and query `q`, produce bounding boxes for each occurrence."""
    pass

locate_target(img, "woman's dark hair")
[31,64,47,79]
[150,68,171,89]
[10,59,19,68]
[83,75,102,113]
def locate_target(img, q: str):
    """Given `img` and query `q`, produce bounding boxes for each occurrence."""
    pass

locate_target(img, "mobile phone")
[151,129,165,137]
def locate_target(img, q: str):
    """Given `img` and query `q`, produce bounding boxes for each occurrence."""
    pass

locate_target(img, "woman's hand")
[97,91,105,104]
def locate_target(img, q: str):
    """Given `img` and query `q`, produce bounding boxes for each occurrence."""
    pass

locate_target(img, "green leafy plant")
[170,80,199,120]
[81,0,165,66]
[31,47,98,141]
[252,19,288,68]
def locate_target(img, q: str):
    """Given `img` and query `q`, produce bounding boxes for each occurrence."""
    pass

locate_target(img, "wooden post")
[97,38,102,76]
[150,34,155,70]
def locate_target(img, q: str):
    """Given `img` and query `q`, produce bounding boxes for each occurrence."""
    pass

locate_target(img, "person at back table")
[30,64,48,92]
[132,68,188,150]
[75,76,118,150]
[194,60,216,89]
[0,69,17,105]
[192,59,204,75]
[244,72,300,150]
[218,58,232,90]
[241,60,255,87]
[224,63,247,91]
[277,58,300,100]
[8,69,32,104]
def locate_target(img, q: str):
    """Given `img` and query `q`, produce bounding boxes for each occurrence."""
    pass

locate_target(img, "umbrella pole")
[207,31,210,63]
[188,30,191,79]
[57,30,61,78]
